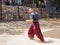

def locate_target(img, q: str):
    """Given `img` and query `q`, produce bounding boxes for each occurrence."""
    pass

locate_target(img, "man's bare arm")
[26,19,33,23]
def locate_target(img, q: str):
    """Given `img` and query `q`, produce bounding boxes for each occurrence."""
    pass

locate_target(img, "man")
[45,0,55,18]
[26,8,45,43]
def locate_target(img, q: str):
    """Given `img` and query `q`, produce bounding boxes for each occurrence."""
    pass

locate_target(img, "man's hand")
[26,19,33,24]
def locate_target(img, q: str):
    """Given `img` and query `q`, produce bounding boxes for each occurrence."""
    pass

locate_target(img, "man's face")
[28,8,33,14]
[28,10,32,14]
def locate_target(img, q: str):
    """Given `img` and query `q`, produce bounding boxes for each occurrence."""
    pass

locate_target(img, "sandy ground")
[0,30,60,45]
[43,30,60,39]
[0,19,60,45]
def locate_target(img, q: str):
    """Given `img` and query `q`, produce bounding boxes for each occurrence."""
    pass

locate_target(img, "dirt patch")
[43,30,60,39]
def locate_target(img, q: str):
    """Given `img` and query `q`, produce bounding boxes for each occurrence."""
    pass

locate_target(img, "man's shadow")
[32,39,54,43]
[43,40,54,43]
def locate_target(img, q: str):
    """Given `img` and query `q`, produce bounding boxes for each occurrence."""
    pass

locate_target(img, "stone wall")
[2,5,31,21]
[2,5,48,21]
[2,5,18,21]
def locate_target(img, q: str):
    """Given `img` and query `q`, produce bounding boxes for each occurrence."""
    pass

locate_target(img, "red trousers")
[28,22,45,42]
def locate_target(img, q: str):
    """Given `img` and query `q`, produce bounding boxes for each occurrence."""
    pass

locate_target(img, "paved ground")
[0,19,60,45]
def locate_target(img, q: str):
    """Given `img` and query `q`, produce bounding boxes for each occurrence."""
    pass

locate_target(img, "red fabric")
[28,22,45,42]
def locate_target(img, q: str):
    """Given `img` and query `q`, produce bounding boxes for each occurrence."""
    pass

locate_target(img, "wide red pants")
[28,22,45,42]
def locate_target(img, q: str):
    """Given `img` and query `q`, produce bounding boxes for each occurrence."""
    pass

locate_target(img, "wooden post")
[40,0,42,19]
[0,0,2,20]
[18,1,20,20]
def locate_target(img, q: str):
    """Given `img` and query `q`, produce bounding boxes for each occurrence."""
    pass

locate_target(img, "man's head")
[28,8,34,14]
